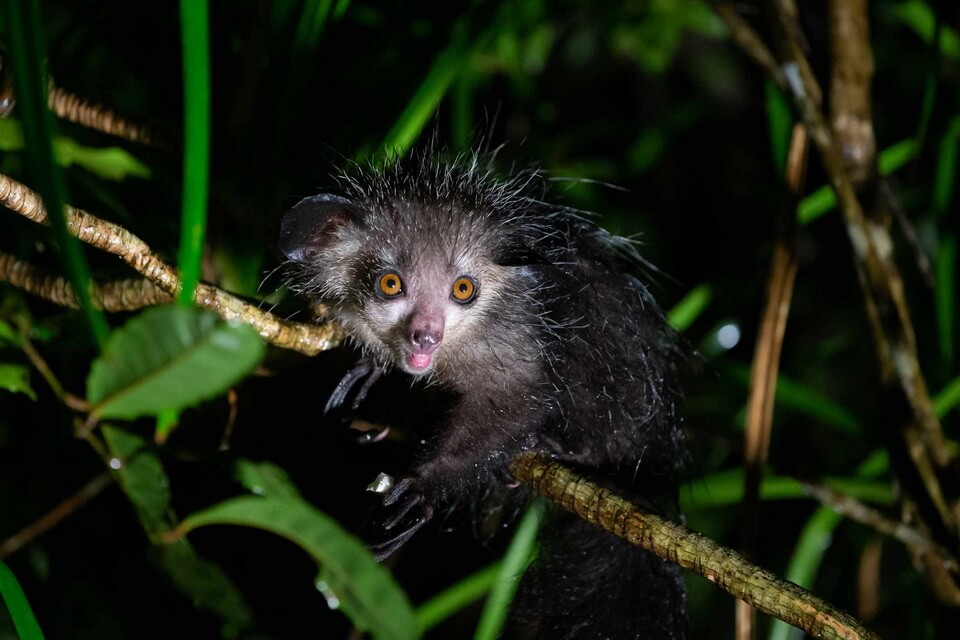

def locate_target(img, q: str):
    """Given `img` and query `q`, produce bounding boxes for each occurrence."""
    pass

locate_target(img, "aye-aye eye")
[377,272,404,298]
[451,276,477,303]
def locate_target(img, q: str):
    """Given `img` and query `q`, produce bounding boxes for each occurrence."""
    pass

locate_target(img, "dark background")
[1,1,958,638]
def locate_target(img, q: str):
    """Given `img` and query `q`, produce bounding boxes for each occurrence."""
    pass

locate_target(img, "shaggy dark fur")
[281,149,688,639]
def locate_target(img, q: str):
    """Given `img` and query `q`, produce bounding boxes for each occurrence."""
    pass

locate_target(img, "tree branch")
[510,453,879,640]
[0,171,346,355]
[0,251,172,311]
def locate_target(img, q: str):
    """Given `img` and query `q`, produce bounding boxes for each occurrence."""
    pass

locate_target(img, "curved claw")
[369,476,435,560]
[324,359,383,414]
[370,515,430,561]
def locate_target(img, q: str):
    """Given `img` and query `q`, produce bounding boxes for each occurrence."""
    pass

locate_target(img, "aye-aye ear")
[280,194,358,263]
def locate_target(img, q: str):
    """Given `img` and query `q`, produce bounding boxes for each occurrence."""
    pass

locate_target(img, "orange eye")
[377,272,403,298]
[451,276,477,303]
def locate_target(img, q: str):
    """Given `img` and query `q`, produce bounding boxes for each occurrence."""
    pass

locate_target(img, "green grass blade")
[724,363,860,435]
[933,375,960,418]
[381,23,477,157]
[177,0,212,305]
[681,469,891,510]
[4,0,109,347]
[768,451,888,640]
[668,284,712,332]
[294,0,335,51]
[474,503,542,640]
[416,563,502,634]
[933,116,960,215]
[797,139,918,225]
[0,560,45,640]
[765,80,792,177]
[767,507,844,640]
[892,0,960,61]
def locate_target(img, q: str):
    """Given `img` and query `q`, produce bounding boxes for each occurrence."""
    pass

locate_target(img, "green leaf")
[159,542,254,637]
[176,496,417,640]
[0,119,151,181]
[0,560,45,640]
[0,364,36,400]
[474,503,542,640]
[103,425,171,536]
[234,459,303,499]
[54,138,151,181]
[87,306,265,420]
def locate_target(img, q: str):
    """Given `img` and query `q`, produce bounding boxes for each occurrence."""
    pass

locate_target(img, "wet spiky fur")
[282,149,687,639]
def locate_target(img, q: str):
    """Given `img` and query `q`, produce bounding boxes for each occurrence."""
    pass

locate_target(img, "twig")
[0,171,346,355]
[17,320,89,411]
[1,251,172,311]
[708,2,781,84]
[47,81,177,152]
[0,471,114,558]
[803,482,959,575]
[510,453,879,640]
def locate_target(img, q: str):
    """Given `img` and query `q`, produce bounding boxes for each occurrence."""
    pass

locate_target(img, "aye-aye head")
[280,193,537,378]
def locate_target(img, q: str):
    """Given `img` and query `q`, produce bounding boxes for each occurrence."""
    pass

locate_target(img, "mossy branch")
[0,170,345,355]
[511,453,879,640]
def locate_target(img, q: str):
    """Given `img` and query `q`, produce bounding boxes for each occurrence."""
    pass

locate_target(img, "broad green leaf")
[159,542,253,637]
[0,364,36,400]
[87,305,265,419]
[176,496,417,640]
[234,459,303,499]
[0,560,44,640]
[103,425,171,536]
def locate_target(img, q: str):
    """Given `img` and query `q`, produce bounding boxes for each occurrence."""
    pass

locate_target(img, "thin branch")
[0,171,346,355]
[0,471,114,558]
[510,453,879,640]
[47,81,178,152]
[804,482,959,575]
[708,2,782,83]
[17,320,89,411]
[0,251,172,311]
